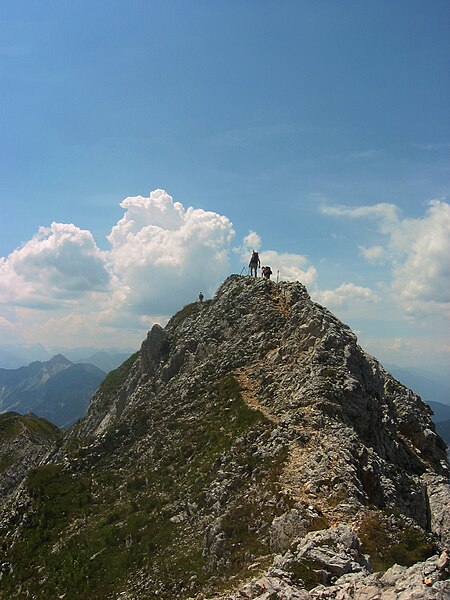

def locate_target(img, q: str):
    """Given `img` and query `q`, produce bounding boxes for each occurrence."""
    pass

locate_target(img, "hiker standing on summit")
[249,250,260,277]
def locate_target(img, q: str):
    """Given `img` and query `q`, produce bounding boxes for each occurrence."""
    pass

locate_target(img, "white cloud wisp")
[314,283,381,309]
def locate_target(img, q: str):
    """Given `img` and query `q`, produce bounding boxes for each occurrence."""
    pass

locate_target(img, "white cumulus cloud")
[239,231,317,285]
[108,189,235,315]
[0,190,236,348]
[313,283,380,309]
[391,201,450,306]
[0,222,113,308]
[241,231,262,252]
[322,200,450,319]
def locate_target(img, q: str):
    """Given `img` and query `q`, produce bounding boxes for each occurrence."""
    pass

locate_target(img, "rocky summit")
[0,275,449,599]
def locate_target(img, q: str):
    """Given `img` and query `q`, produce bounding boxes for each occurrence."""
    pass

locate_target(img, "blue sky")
[0,1,449,369]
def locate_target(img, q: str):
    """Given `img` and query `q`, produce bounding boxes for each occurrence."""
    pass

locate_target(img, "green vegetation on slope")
[358,510,436,572]
[98,351,139,395]
[0,412,23,441]
[0,375,288,599]
[0,412,60,442]
[0,412,61,475]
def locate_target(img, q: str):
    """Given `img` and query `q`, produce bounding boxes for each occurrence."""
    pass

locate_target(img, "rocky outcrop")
[209,540,450,599]
[0,276,448,599]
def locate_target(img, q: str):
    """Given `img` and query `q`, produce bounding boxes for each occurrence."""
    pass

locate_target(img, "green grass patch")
[0,456,15,474]
[0,374,287,599]
[0,412,23,440]
[27,464,91,524]
[0,412,60,442]
[358,511,436,572]
[220,498,273,568]
[24,414,61,439]
[98,351,139,395]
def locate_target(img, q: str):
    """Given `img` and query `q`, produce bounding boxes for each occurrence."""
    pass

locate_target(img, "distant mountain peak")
[0,353,105,428]
[49,353,72,364]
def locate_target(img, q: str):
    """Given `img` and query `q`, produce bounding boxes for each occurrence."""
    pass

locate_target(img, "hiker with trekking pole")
[249,250,260,277]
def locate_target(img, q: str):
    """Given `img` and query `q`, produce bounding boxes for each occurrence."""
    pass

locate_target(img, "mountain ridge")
[1,275,449,599]
[0,345,134,372]
[0,412,62,504]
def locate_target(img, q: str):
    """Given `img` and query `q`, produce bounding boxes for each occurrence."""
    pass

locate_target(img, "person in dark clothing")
[262,266,273,280]
[249,250,260,277]
[198,292,204,303]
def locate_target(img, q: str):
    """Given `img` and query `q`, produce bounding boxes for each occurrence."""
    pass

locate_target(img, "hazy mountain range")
[386,364,450,406]
[0,354,106,428]
[0,344,133,373]
[386,365,450,449]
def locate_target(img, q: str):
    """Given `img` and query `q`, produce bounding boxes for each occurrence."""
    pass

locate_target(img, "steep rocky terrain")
[0,412,61,502]
[0,276,449,599]
[0,355,106,427]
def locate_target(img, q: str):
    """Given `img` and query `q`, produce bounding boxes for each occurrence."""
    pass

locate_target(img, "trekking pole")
[276,270,280,284]
[239,266,246,276]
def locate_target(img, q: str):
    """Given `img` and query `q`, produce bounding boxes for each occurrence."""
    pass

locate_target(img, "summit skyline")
[0,1,449,369]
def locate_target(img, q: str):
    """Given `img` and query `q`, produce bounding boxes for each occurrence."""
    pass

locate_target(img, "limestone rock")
[1,275,449,599]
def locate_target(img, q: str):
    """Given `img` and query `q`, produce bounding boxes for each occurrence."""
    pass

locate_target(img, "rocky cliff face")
[0,276,449,599]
